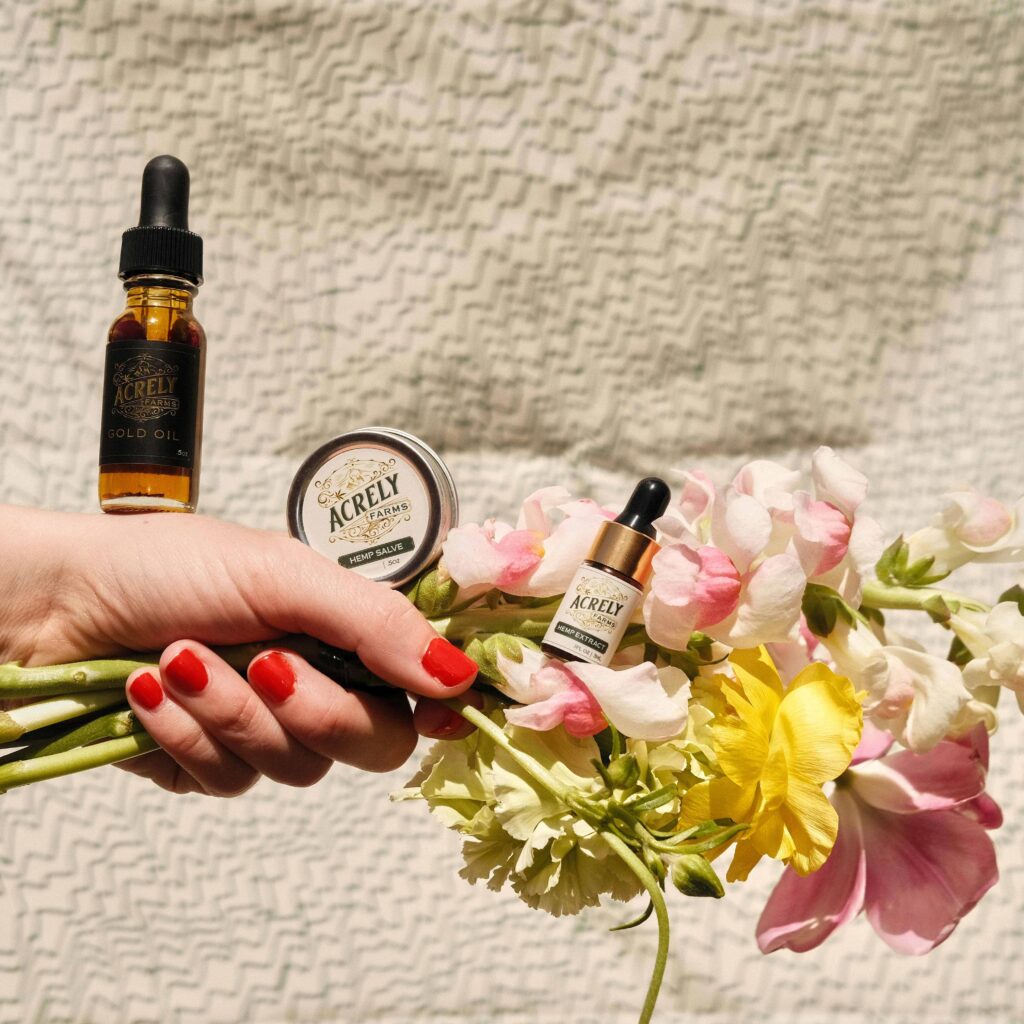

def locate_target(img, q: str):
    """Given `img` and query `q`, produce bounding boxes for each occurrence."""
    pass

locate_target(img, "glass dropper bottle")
[542,477,671,667]
[98,155,206,513]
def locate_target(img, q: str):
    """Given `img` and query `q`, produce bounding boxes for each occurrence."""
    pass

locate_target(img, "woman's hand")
[0,505,477,796]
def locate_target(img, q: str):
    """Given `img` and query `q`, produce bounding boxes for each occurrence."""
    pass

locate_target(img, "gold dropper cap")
[585,477,671,584]
[587,521,659,584]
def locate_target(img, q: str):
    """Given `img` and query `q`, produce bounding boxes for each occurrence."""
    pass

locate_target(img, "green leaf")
[609,898,654,932]
[875,535,904,586]
[998,584,1024,614]
[923,593,953,623]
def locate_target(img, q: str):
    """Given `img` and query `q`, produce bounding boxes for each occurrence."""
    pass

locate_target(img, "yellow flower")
[680,646,862,882]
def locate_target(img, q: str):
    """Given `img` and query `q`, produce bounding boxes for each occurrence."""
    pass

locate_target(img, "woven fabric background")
[1,1,1023,1021]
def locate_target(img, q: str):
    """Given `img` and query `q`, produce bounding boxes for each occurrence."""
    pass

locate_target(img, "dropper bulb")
[614,477,671,538]
[139,155,190,230]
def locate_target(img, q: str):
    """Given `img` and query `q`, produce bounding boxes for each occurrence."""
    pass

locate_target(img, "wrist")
[0,505,81,665]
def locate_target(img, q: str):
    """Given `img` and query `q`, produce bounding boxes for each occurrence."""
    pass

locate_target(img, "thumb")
[243,534,477,700]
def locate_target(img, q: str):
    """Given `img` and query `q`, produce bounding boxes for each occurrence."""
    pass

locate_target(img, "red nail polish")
[129,671,164,710]
[249,651,295,704]
[421,637,477,688]
[418,703,465,737]
[165,648,208,693]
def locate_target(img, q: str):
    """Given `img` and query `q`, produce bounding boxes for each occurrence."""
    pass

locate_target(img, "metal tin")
[287,427,459,587]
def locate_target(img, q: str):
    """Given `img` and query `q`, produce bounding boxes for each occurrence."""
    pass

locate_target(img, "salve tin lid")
[287,427,459,588]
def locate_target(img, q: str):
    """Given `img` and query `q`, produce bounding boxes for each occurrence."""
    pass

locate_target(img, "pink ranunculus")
[757,722,1001,955]
[440,487,614,598]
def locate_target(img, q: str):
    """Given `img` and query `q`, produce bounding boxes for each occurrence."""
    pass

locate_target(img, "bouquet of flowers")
[2,448,1021,1024]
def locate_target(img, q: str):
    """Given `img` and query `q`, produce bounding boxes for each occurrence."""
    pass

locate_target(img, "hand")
[0,505,478,796]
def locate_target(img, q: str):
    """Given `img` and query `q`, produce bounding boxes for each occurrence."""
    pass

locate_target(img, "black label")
[554,621,608,654]
[99,341,200,468]
[338,536,415,569]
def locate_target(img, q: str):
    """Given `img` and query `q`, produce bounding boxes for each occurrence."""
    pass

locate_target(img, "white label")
[300,445,431,581]
[543,565,641,666]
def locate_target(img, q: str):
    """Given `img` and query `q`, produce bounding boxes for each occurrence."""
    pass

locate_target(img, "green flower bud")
[406,569,459,617]
[463,634,536,684]
[642,846,667,883]
[604,753,640,789]
[670,854,724,899]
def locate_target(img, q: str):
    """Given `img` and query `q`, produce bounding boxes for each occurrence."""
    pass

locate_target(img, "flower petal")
[441,522,513,589]
[519,512,606,596]
[516,486,572,535]
[774,661,863,786]
[712,492,773,573]
[493,646,560,705]
[849,739,986,814]
[879,646,971,753]
[504,688,606,738]
[705,553,806,647]
[811,446,867,519]
[569,661,688,741]
[792,492,851,577]
[861,802,999,955]
[732,460,801,512]
[757,788,867,953]
[850,719,895,765]
[648,544,741,629]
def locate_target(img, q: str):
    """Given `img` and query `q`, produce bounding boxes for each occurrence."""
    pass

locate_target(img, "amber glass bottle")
[98,156,205,513]
[99,275,206,512]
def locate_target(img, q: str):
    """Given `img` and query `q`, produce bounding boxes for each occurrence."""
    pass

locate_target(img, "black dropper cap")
[614,477,671,538]
[118,155,203,284]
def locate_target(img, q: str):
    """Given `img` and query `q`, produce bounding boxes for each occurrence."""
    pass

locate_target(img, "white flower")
[392,708,643,917]
[820,620,970,752]
[959,602,1024,713]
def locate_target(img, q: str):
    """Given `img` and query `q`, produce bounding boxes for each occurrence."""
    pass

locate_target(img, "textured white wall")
[1,1,1022,1021]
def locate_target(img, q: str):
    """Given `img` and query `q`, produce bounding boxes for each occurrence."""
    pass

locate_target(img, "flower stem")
[30,707,139,759]
[430,606,558,641]
[0,658,156,699]
[0,690,127,742]
[448,701,572,803]
[599,831,670,1024]
[860,581,989,615]
[0,731,158,794]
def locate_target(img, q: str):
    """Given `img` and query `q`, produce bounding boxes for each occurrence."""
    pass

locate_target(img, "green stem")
[600,831,670,1024]
[0,658,156,699]
[430,605,559,641]
[860,581,989,615]
[0,636,328,699]
[30,708,139,759]
[448,701,572,803]
[0,690,127,741]
[0,731,158,794]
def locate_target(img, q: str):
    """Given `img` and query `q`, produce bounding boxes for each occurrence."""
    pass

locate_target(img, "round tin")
[287,427,459,587]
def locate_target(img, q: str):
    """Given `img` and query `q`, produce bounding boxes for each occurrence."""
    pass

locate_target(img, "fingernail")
[165,648,208,693]
[421,637,477,688]
[418,702,465,737]
[248,651,295,704]
[129,671,164,710]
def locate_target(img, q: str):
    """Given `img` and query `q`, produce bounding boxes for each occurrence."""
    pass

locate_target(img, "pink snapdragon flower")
[757,722,1001,955]
[492,646,689,742]
[440,487,614,597]
[906,490,1024,575]
[644,448,882,649]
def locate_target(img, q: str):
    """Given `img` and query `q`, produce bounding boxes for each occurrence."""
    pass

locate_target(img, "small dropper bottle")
[542,477,671,667]
[98,155,206,513]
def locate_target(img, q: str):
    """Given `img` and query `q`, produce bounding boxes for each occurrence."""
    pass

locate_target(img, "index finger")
[251,537,478,699]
